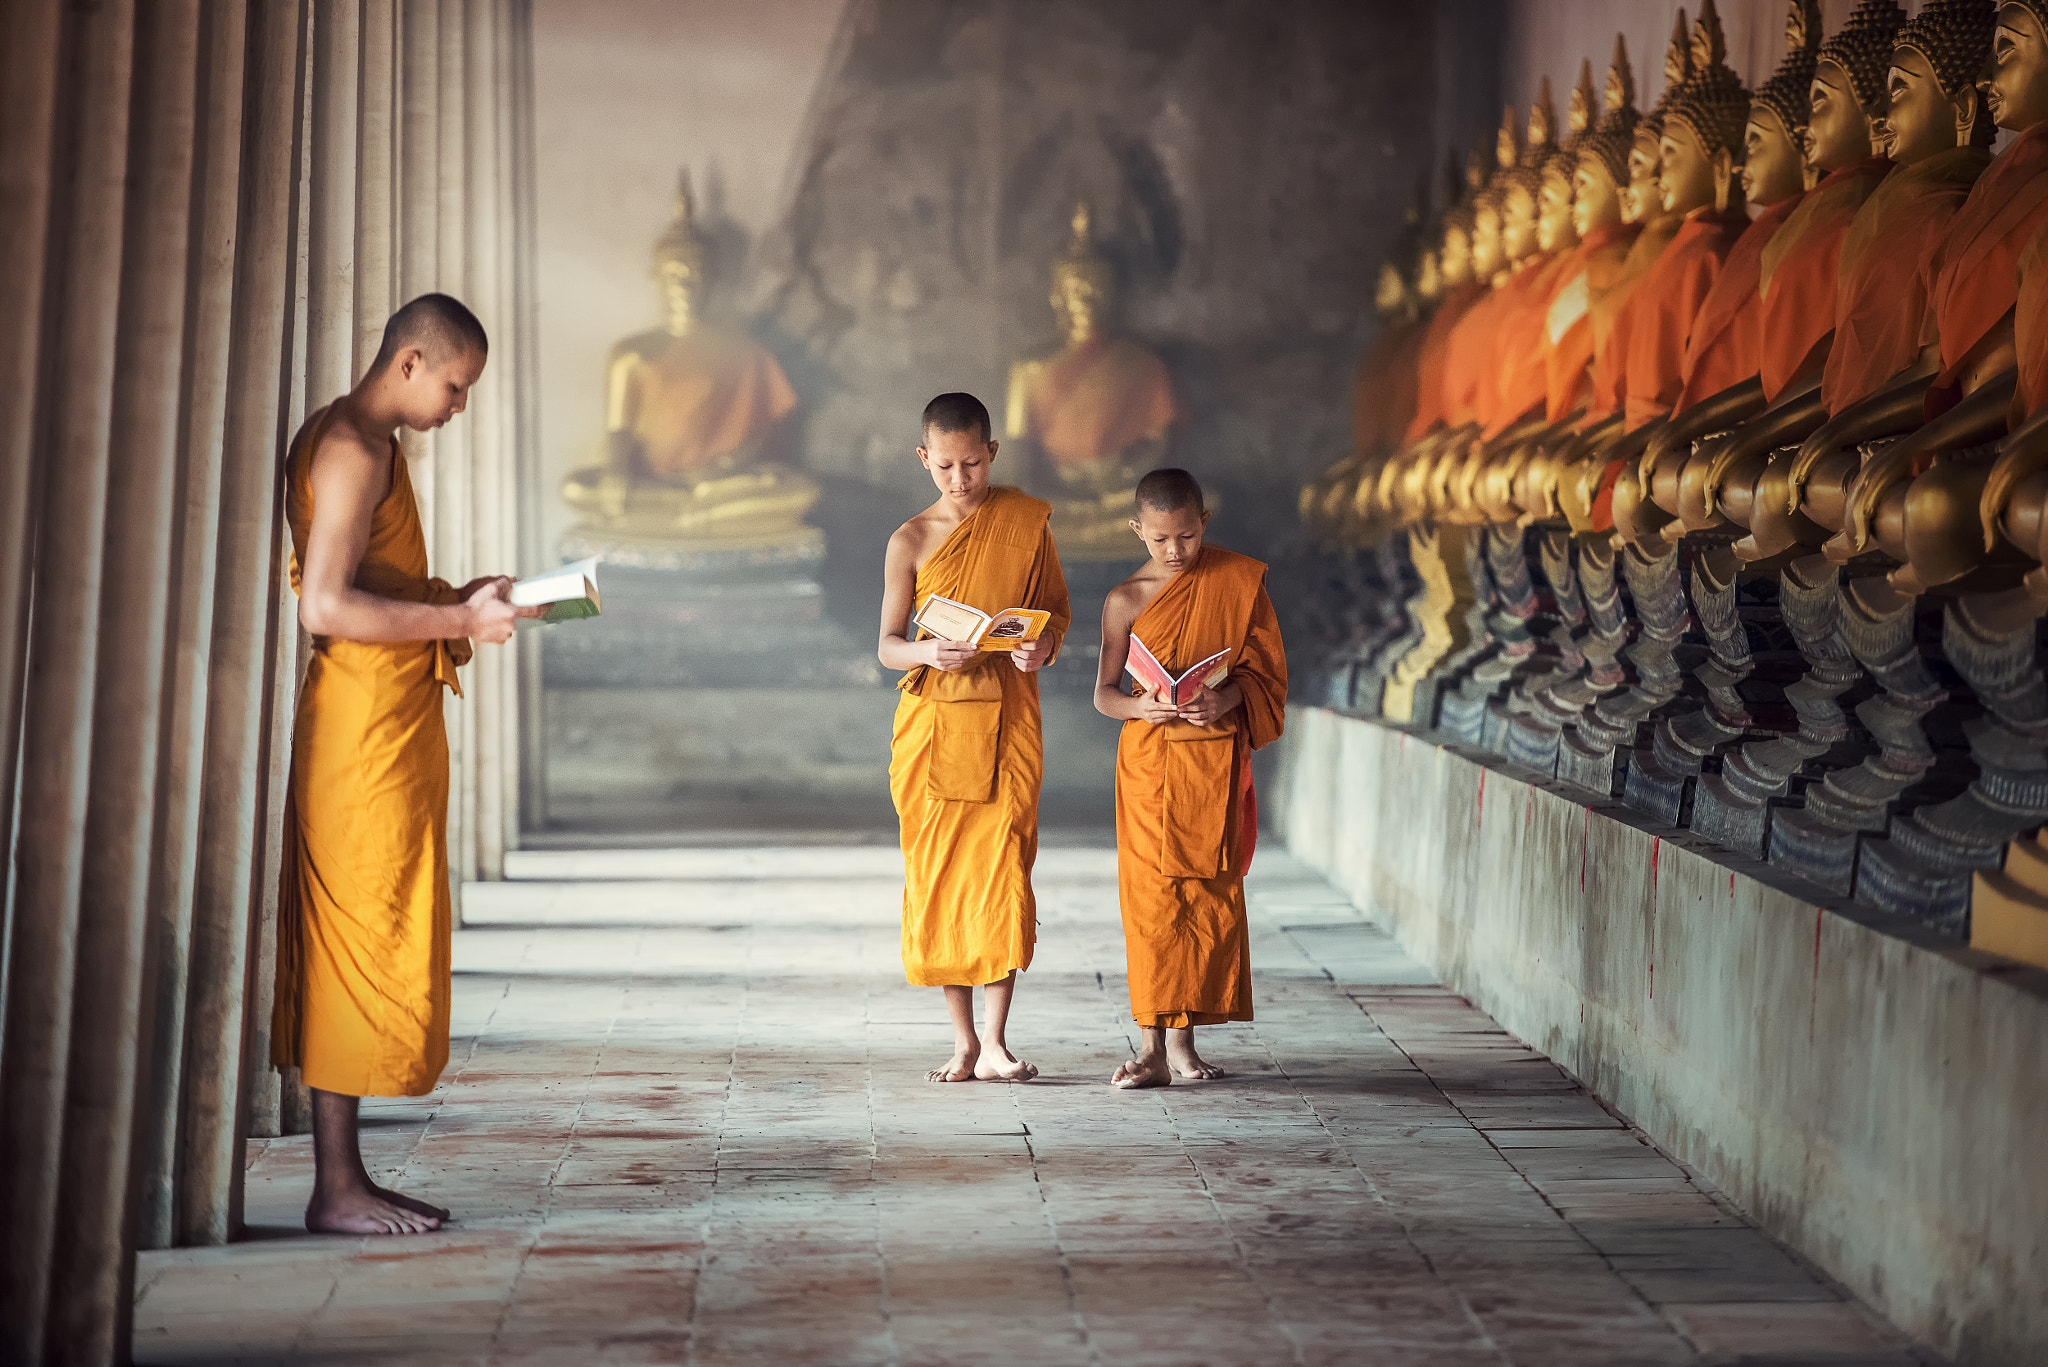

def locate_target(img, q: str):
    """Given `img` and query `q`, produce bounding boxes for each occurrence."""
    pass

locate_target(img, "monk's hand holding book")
[1175,681,1242,728]
[1133,686,1182,726]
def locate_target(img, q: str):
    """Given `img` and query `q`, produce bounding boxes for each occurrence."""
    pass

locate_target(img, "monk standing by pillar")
[880,392,1069,1083]
[272,294,538,1235]
[1096,470,1287,1088]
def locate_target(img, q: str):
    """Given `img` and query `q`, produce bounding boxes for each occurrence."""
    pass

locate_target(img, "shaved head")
[921,391,992,445]
[1135,467,1205,516]
[371,293,488,374]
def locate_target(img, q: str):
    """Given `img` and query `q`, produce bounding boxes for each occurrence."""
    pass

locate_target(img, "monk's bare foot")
[927,1041,980,1082]
[973,1041,1038,1081]
[1166,1027,1224,1079]
[1169,1054,1226,1080]
[306,1186,442,1236]
[1111,1055,1171,1089]
[372,1183,451,1222]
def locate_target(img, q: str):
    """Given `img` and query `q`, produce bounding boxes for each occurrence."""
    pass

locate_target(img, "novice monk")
[880,392,1070,1083]
[272,294,540,1235]
[1096,470,1287,1089]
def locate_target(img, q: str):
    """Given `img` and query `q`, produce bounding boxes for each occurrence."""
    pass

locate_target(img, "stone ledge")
[1269,705,2048,1367]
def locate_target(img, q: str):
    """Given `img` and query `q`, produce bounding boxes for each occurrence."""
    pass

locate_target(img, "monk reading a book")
[1095,469,1287,1088]
[879,392,1071,1083]
[271,294,542,1235]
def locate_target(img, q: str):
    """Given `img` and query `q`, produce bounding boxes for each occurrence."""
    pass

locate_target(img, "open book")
[1125,635,1230,707]
[913,594,1051,651]
[510,556,601,623]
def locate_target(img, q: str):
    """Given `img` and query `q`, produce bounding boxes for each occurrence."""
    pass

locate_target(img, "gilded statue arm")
[1004,360,1041,440]
[1983,404,2048,551]
[1784,356,1938,511]
[1845,370,2017,551]
[1690,373,1825,508]
[1641,376,1765,498]
[602,346,645,491]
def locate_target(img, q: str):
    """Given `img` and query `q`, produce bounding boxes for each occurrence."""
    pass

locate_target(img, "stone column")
[508,0,548,834]
[0,2,137,1358]
[178,0,304,1248]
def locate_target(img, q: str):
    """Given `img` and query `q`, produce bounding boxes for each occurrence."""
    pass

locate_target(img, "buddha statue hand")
[1845,371,2018,551]
[1643,377,1768,502]
[1982,406,2048,552]
[1785,359,1938,512]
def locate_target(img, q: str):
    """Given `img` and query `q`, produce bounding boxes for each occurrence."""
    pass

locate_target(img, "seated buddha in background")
[560,174,817,544]
[1006,204,1178,559]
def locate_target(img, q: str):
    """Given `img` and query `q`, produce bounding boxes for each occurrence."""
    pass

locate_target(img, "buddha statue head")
[1415,246,1444,302]
[1744,0,1821,206]
[1574,35,1637,238]
[1626,10,1695,220]
[1661,0,1750,214]
[1807,0,1907,173]
[1538,61,1597,254]
[1989,1,2048,131]
[1440,213,1475,288]
[1880,1,1999,163]
[653,170,709,337]
[1502,83,1557,265]
[1050,203,1113,345]
[1470,108,1521,283]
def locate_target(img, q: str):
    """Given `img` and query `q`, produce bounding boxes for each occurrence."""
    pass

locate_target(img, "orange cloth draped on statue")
[627,328,797,476]
[1353,316,1425,455]
[1544,222,1641,422]
[1404,281,1485,441]
[2015,220,2048,424]
[1673,194,1803,411]
[1822,148,1989,414]
[1622,205,1750,429]
[1587,213,1682,422]
[1755,157,1891,401]
[1440,283,1513,429]
[1485,250,1573,436]
[892,488,1071,987]
[1115,546,1287,1028]
[271,406,472,1098]
[1926,123,2048,417]
[1024,335,1177,470]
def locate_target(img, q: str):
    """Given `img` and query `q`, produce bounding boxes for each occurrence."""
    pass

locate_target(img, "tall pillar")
[178,0,303,1248]
[49,2,203,1354]
[508,0,548,836]
[436,0,478,889]
[139,0,252,1249]
[0,1,137,1358]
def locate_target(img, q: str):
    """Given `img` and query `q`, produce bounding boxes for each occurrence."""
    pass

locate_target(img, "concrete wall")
[1272,707,2048,1366]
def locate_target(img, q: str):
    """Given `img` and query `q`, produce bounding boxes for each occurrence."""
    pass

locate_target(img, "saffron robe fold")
[1926,123,2048,416]
[1622,205,1751,429]
[2016,219,2048,424]
[1544,222,1641,422]
[625,327,798,476]
[1115,546,1287,1028]
[1673,194,1803,411]
[1404,281,1485,441]
[1353,316,1425,456]
[272,406,472,1098]
[892,487,1071,987]
[1485,250,1572,436]
[1588,213,1682,422]
[1441,283,1513,429]
[1024,335,1177,470]
[1756,157,1891,400]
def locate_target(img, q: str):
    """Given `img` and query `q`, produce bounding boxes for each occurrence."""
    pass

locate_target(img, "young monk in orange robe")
[1095,469,1287,1088]
[880,392,1070,1083]
[272,294,539,1236]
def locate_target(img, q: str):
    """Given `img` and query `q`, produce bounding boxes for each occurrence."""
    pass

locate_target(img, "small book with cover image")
[510,556,601,623]
[913,593,1051,651]
[1125,634,1230,708]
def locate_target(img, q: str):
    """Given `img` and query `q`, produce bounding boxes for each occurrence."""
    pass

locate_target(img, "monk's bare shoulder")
[1101,572,1162,634]
[889,505,960,575]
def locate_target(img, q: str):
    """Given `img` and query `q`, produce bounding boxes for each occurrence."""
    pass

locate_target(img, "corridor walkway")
[134,847,1933,1366]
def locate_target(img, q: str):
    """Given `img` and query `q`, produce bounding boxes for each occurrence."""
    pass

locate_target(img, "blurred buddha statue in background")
[1006,203,1179,558]
[560,172,816,546]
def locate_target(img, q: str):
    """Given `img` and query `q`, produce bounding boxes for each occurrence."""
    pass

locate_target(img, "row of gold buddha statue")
[1304,0,2048,959]
[559,185,1175,564]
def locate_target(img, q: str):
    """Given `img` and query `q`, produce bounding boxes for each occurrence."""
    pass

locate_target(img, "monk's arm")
[1093,589,1178,724]
[298,436,519,644]
[876,526,979,674]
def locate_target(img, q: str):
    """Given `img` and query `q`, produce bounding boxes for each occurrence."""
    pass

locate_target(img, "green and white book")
[510,556,601,623]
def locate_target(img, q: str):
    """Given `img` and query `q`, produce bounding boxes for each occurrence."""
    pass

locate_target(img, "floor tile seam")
[1240,1001,1511,1367]
[862,940,907,1367]
[682,921,751,1367]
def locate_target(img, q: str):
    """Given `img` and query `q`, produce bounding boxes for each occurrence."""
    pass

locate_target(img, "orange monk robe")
[1404,280,1486,441]
[627,328,798,477]
[1753,157,1892,402]
[272,407,472,1098]
[1544,222,1641,422]
[1440,282,1514,429]
[1621,205,1750,430]
[892,487,1071,987]
[1115,546,1287,1027]
[1926,123,2048,418]
[1025,335,1177,471]
[2015,219,2048,424]
[1483,250,1574,436]
[1586,213,1683,422]
[1353,316,1425,455]
[1673,194,1804,411]
[1823,149,1990,414]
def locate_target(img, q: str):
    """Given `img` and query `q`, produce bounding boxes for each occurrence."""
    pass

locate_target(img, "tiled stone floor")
[134,846,1937,1366]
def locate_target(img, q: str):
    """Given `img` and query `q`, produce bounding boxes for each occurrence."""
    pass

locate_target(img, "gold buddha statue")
[560,173,818,549]
[1006,203,1178,559]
